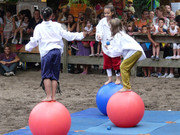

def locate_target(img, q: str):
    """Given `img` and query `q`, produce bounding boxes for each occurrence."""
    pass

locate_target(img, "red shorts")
[103,52,121,70]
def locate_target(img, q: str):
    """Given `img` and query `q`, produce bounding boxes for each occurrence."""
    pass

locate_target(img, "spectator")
[134,9,150,31]
[19,9,32,21]
[97,12,104,22]
[140,25,152,77]
[169,11,176,21]
[165,5,171,18]
[12,15,29,44]
[96,12,104,57]
[67,14,76,32]
[14,12,23,28]
[82,19,95,57]
[149,10,155,21]
[0,10,3,47]
[126,8,136,23]
[112,0,124,18]
[91,10,98,26]
[121,12,128,31]
[51,10,58,22]
[57,5,68,30]
[147,22,161,78]
[107,0,113,5]
[3,9,15,46]
[160,20,176,78]
[27,9,42,34]
[153,6,169,30]
[84,8,92,21]
[125,0,135,15]
[76,12,90,75]
[175,10,180,27]
[11,13,23,44]
[160,42,174,78]
[66,14,77,54]
[151,18,167,61]
[66,14,77,73]
[126,22,135,36]
[168,20,179,59]
[0,46,20,76]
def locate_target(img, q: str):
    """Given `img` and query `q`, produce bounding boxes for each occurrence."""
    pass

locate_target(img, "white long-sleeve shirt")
[96,17,112,56]
[107,31,146,61]
[25,20,84,57]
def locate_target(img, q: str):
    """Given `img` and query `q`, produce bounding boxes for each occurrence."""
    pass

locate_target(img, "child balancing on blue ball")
[105,18,146,92]
[25,7,86,101]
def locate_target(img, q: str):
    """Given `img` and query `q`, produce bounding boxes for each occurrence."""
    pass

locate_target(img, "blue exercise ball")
[96,82,123,115]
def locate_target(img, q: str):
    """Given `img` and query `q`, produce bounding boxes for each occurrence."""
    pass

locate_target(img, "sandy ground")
[0,70,180,134]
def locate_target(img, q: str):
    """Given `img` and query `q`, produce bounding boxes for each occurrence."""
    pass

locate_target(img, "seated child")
[168,20,179,59]
[82,19,96,56]
[151,18,167,61]
[140,25,152,77]
[12,16,29,44]
[125,0,135,15]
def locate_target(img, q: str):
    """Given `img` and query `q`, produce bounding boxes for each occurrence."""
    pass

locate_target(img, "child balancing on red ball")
[25,7,86,101]
[105,18,146,92]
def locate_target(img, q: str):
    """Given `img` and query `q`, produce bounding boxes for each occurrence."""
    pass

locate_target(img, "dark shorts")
[41,49,61,81]
[103,52,121,70]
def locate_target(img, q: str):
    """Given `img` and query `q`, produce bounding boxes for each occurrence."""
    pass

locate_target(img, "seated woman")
[0,46,20,76]
[12,15,29,44]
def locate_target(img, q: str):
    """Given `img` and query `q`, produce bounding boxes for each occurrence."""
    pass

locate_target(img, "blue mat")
[4,108,180,135]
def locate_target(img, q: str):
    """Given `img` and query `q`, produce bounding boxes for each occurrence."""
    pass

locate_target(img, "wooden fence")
[11,34,180,75]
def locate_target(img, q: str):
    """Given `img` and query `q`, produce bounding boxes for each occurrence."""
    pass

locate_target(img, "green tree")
[133,0,149,17]
[6,0,18,2]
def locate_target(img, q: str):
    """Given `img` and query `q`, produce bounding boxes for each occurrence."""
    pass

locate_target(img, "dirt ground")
[0,70,180,134]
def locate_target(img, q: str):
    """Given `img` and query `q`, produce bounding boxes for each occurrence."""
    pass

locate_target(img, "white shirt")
[169,26,178,34]
[25,20,84,58]
[153,17,169,30]
[84,25,93,32]
[96,17,112,56]
[107,31,146,61]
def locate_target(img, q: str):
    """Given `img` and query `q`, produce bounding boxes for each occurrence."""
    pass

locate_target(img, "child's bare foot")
[42,97,52,102]
[52,97,56,101]
[104,79,112,85]
[115,77,121,85]
[119,87,131,92]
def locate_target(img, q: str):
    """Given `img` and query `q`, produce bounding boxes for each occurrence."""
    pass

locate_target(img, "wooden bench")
[131,33,180,76]
[9,34,180,75]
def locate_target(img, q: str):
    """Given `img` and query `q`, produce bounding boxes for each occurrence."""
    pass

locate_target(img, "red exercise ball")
[29,101,71,135]
[107,91,144,128]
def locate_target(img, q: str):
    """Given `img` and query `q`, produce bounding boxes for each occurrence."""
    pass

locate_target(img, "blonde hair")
[169,19,176,24]
[110,18,123,36]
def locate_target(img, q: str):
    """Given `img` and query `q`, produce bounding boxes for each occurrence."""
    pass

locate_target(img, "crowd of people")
[0,0,180,78]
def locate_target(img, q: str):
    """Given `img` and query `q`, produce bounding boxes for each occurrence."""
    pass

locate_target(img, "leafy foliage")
[133,0,149,17]
[68,0,90,6]
[6,0,18,2]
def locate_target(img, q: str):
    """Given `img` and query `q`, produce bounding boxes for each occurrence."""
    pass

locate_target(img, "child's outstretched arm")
[96,20,103,41]
[59,24,86,41]
[25,26,40,52]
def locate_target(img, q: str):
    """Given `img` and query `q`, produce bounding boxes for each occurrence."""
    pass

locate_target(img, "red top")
[113,0,123,16]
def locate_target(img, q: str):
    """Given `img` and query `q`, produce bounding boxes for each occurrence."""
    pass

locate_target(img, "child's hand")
[83,31,87,37]
[97,34,102,40]
[1,61,7,65]
[161,32,166,35]
[105,45,109,49]
[170,33,175,36]
[155,43,159,46]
